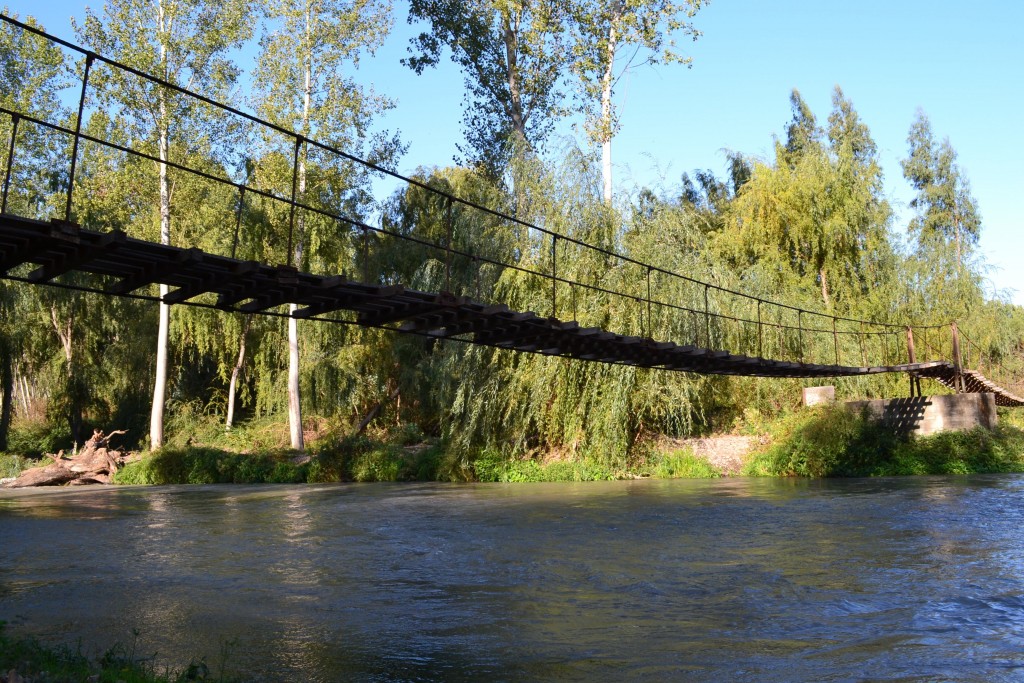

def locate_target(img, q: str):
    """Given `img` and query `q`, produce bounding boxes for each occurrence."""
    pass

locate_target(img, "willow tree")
[722,88,892,313]
[253,0,394,450]
[0,14,68,447]
[568,0,705,204]
[404,0,567,178]
[75,0,253,449]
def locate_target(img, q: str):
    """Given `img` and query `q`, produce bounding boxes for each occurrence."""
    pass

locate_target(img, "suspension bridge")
[1,15,1022,407]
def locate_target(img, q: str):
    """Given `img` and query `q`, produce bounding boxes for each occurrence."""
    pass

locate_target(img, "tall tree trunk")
[287,310,303,449]
[503,12,526,139]
[600,18,618,205]
[151,1,171,451]
[226,315,252,430]
[17,373,30,416]
[287,7,314,452]
[150,93,171,449]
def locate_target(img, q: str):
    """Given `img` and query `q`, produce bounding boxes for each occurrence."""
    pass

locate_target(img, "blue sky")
[12,0,1024,303]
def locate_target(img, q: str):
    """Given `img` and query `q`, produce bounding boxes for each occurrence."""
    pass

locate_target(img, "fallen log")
[2,429,136,488]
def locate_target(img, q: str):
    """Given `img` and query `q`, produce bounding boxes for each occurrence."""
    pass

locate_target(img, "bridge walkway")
[4,213,1020,406]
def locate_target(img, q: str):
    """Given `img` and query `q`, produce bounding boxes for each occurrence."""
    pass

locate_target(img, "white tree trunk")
[600,20,618,205]
[286,8,313,452]
[151,291,169,450]
[287,307,303,450]
[602,136,612,206]
[820,266,833,311]
[225,316,251,430]
[151,7,171,451]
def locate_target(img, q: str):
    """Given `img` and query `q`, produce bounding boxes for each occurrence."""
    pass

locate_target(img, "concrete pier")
[845,393,997,436]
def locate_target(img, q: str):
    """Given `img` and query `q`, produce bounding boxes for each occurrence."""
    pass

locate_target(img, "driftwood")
[2,429,137,488]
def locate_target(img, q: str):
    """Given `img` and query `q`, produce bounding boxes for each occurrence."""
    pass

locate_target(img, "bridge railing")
[958,329,1024,397]
[0,14,1010,383]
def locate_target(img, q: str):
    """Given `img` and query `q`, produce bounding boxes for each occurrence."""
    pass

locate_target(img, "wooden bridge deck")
[2,214,1021,405]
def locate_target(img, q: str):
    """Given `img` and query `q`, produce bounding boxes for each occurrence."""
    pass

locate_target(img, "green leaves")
[723,87,893,312]
[902,110,982,266]
[405,0,568,177]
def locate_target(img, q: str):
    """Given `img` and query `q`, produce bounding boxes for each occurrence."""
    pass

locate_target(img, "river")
[2,476,1024,681]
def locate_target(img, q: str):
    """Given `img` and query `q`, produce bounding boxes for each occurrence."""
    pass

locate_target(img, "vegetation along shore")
[2,5,1024,482]
[5,405,1024,487]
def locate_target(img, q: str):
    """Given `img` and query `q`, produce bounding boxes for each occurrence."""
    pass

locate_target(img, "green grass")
[743,404,1024,477]
[13,407,1024,487]
[472,449,619,482]
[648,448,721,479]
[0,622,233,682]
[113,428,459,486]
[113,447,307,485]
[308,433,466,483]
[0,452,34,479]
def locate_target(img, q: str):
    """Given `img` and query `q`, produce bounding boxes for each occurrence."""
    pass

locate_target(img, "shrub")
[472,450,617,482]
[113,448,309,485]
[6,419,73,458]
[743,404,1024,478]
[0,453,33,479]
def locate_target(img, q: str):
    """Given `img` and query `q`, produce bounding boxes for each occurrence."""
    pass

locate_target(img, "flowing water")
[2,476,1024,681]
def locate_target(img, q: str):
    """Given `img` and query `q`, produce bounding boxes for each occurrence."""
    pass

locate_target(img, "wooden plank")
[28,230,127,282]
[108,248,206,295]
[163,259,259,304]
[358,293,466,327]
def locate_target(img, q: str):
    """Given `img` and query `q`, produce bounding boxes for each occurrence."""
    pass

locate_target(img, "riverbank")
[4,405,1024,486]
[0,623,226,683]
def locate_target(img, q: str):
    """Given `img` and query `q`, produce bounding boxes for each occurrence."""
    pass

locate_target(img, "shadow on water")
[3,477,1024,681]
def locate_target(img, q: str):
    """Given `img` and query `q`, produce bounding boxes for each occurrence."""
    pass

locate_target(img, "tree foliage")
[404,0,566,177]
[2,10,1022,479]
[567,0,705,203]
[902,110,981,268]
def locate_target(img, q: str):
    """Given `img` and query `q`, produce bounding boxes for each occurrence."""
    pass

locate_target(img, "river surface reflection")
[3,476,1024,681]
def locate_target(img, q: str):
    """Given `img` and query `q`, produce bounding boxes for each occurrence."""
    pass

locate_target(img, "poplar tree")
[253,0,395,451]
[75,0,253,450]
[404,0,566,178]
[901,110,981,269]
[567,0,704,204]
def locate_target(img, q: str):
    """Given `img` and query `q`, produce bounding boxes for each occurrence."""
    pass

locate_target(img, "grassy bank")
[0,623,229,682]
[5,406,1024,486]
[107,438,721,485]
[743,404,1024,477]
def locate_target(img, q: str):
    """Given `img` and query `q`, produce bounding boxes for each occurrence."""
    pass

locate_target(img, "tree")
[253,0,396,450]
[723,88,891,311]
[404,0,566,178]
[567,0,705,204]
[0,12,68,221]
[0,13,69,447]
[901,110,981,269]
[75,0,254,450]
[778,88,821,169]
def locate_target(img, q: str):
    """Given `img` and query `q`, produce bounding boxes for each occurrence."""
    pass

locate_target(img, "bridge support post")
[906,326,922,397]
[1,113,19,214]
[63,53,94,225]
[951,322,964,393]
